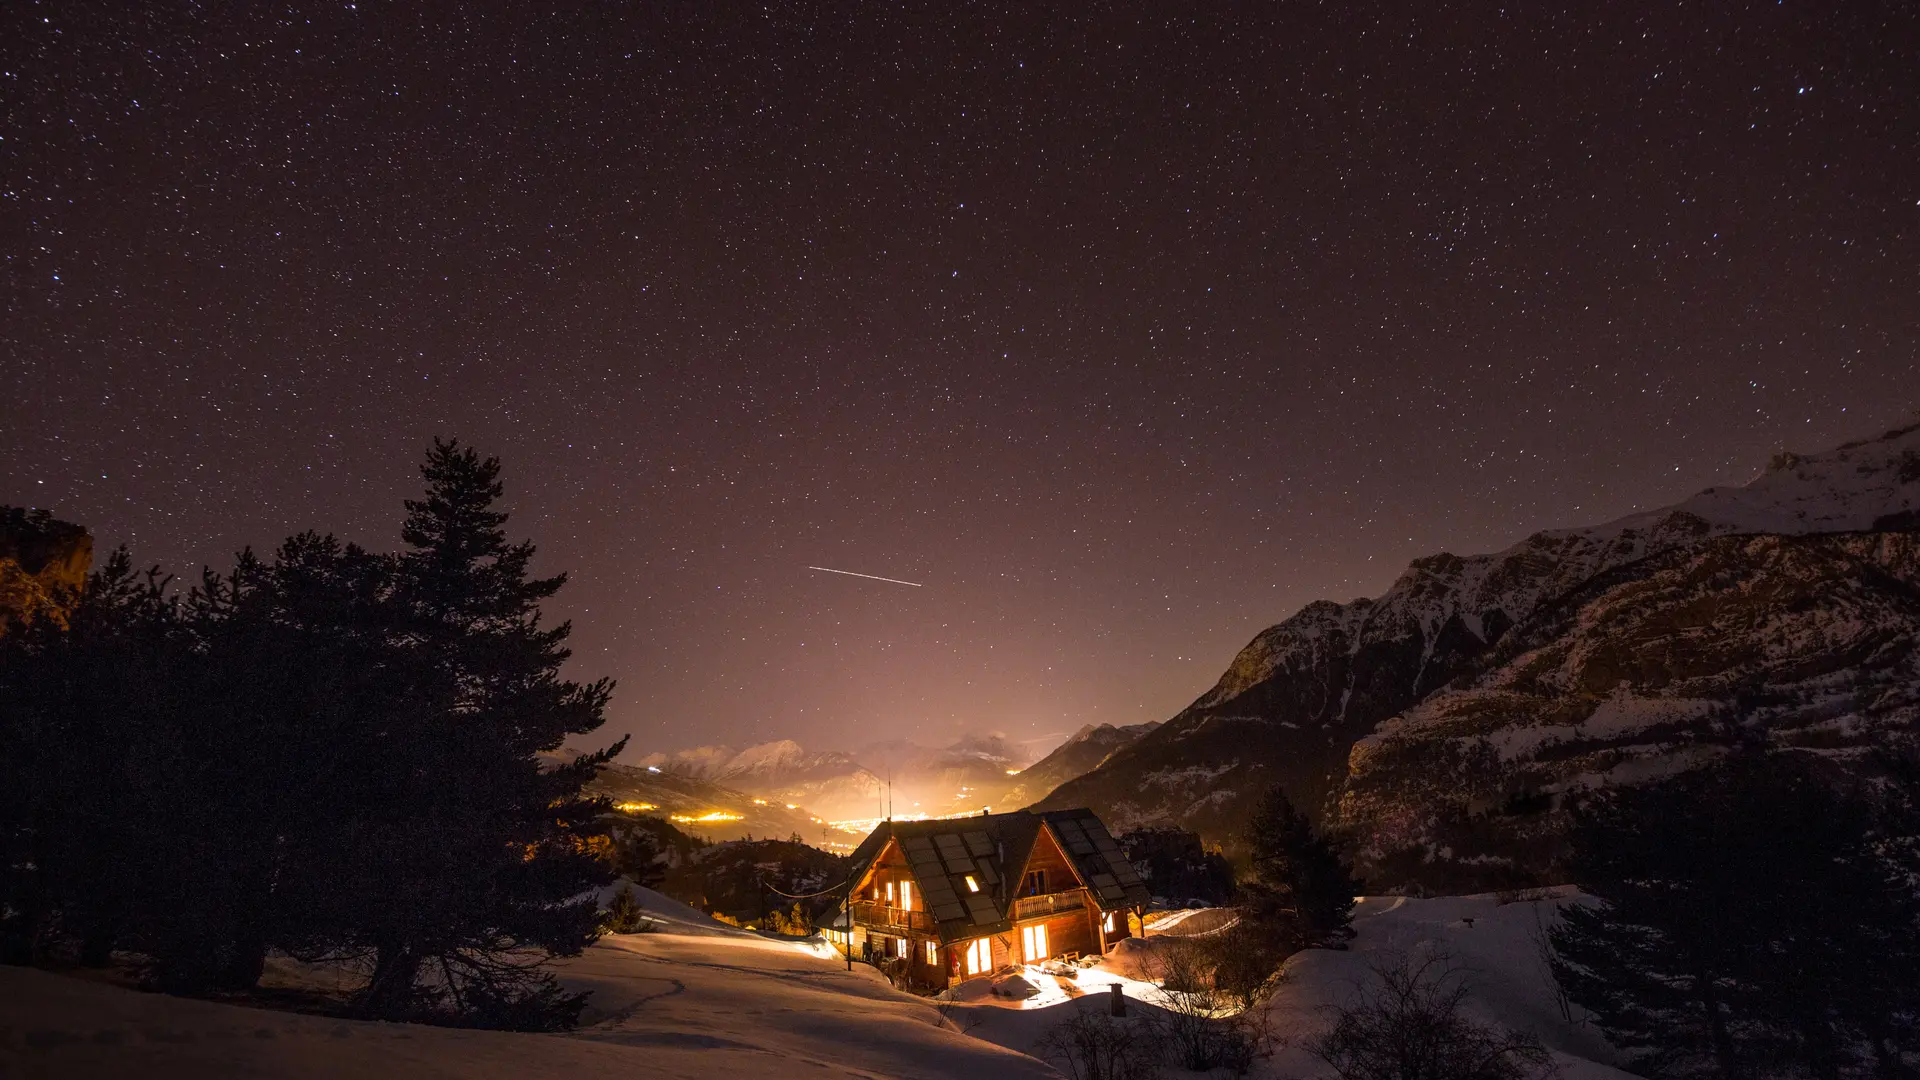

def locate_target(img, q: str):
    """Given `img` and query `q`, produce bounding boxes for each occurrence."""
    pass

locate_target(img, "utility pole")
[843,868,855,972]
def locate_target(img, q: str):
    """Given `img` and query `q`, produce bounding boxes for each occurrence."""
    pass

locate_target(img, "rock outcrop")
[0,507,92,631]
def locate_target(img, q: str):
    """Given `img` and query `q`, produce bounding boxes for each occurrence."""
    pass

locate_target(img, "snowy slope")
[0,915,1058,1080]
[1261,892,1638,1080]
[947,892,1639,1079]
[0,884,1645,1080]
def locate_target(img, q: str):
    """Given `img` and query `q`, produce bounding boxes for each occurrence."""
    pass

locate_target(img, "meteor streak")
[808,566,924,588]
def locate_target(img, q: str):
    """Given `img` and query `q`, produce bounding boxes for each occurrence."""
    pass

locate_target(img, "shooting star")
[808,566,925,588]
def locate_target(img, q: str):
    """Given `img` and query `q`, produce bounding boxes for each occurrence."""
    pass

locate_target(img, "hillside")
[0,887,1636,1079]
[0,890,1058,1080]
[1034,422,1920,884]
[1336,529,1920,888]
[554,751,856,847]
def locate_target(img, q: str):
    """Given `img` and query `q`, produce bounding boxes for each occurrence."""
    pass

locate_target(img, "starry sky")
[5,2,1917,760]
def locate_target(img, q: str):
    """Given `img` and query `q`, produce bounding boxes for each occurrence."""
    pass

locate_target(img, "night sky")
[5,3,1916,759]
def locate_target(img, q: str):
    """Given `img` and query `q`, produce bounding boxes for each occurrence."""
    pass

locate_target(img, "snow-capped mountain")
[632,733,1061,823]
[634,740,880,821]
[1034,421,1920,887]
[633,744,741,779]
[1000,722,1159,808]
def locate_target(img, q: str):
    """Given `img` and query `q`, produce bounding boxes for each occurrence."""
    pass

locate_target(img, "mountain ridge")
[1030,420,1920,883]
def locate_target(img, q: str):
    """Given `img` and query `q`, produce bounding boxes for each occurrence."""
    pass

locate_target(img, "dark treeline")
[608,816,848,932]
[1552,742,1920,1080]
[1211,785,1363,1002]
[1202,752,1920,1080]
[0,441,624,1030]
[1117,825,1237,907]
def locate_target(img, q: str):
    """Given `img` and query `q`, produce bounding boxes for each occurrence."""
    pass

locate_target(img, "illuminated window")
[965,937,990,975]
[964,875,980,893]
[885,881,895,904]
[900,880,913,911]
[894,937,908,959]
[1103,912,1115,934]
[925,940,938,966]
[1022,923,1050,962]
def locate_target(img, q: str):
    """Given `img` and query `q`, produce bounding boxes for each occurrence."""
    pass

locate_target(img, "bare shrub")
[1204,919,1289,1008]
[932,993,985,1035]
[1038,1009,1162,1080]
[1307,952,1558,1080]
[1146,937,1271,1075]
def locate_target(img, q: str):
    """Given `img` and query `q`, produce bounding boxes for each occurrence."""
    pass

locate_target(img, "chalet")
[832,808,1151,990]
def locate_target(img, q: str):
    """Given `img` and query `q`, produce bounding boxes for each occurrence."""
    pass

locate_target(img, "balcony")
[851,900,936,933]
[1012,890,1087,922]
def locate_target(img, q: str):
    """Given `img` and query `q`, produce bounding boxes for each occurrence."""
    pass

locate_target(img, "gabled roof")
[844,808,1150,944]
[1033,809,1152,911]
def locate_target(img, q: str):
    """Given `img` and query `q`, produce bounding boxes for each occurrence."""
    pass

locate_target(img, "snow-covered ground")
[0,886,1054,1080]
[1261,892,1638,1080]
[947,891,1637,1079]
[0,888,1639,1079]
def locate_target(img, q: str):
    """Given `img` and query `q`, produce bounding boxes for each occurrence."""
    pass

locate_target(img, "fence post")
[1110,982,1126,1017]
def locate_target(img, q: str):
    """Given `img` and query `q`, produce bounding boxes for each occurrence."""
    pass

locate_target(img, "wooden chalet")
[832,808,1151,989]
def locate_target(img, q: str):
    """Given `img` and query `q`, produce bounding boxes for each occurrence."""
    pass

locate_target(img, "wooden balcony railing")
[850,900,936,933]
[1012,890,1087,922]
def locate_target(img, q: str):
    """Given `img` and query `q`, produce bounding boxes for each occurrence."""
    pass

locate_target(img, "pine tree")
[1242,784,1360,945]
[1549,773,1759,1079]
[602,884,648,934]
[355,439,624,1028]
[1551,750,1920,1080]
[0,550,184,969]
[174,534,400,990]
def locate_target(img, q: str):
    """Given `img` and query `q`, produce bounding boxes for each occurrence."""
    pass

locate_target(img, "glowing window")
[885,881,895,904]
[965,937,990,975]
[925,940,938,966]
[1103,912,1115,934]
[964,875,980,893]
[894,937,908,959]
[900,880,913,911]
[1022,922,1050,962]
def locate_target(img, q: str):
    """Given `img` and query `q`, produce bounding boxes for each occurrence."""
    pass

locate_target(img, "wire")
[762,876,856,900]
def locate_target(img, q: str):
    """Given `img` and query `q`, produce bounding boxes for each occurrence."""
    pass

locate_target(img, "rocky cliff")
[1032,422,1920,886]
[0,508,92,631]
